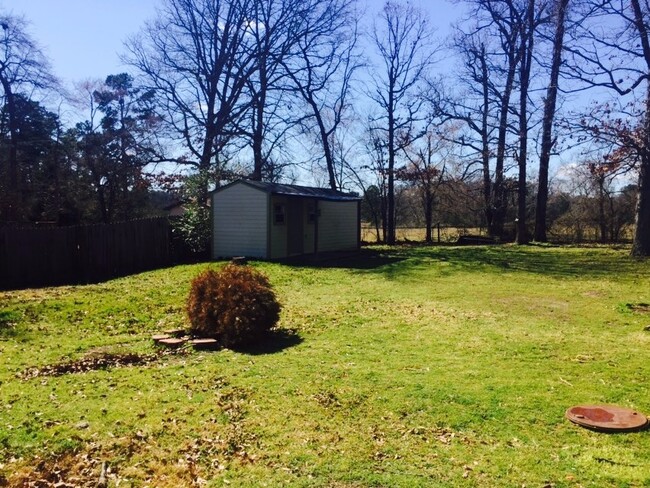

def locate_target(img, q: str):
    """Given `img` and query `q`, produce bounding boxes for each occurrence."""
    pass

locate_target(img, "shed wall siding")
[318,201,358,252]
[212,184,268,258]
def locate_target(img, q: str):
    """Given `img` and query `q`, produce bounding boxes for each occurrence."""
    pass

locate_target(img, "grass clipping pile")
[187,264,281,348]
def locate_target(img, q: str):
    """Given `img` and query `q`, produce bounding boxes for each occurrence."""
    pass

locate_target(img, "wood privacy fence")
[0,217,171,290]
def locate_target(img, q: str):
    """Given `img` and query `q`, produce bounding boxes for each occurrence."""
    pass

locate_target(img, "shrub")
[186,264,281,347]
[171,203,211,254]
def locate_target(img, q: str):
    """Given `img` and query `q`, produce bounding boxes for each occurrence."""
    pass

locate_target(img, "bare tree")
[588,160,624,243]
[477,0,525,238]
[282,0,361,190]
[515,0,544,244]
[245,0,305,181]
[554,158,634,242]
[564,0,650,255]
[397,126,454,242]
[125,0,258,202]
[0,12,56,221]
[362,125,390,242]
[433,37,497,233]
[370,0,438,244]
[534,0,570,242]
[450,0,535,239]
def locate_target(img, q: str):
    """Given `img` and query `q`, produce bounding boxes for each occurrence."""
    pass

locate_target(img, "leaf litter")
[18,348,189,379]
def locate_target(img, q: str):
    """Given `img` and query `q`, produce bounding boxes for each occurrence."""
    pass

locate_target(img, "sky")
[1,0,601,181]
[0,0,479,189]
[2,0,159,84]
[2,0,461,88]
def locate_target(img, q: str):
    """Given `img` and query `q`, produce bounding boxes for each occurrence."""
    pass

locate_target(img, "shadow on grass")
[282,244,648,280]
[232,328,303,355]
[0,309,28,340]
[281,248,406,270]
[423,244,646,279]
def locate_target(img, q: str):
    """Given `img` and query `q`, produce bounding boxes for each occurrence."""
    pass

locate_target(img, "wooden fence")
[0,217,171,290]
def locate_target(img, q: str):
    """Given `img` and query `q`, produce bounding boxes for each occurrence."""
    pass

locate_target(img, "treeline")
[0,0,649,255]
[0,74,163,225]
[362,178,637,244]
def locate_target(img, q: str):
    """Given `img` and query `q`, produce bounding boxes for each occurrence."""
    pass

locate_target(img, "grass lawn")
[1,244,649,487]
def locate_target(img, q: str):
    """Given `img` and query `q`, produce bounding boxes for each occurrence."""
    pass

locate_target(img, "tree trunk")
[479,44,494,234]
[85,148,109,224]
[387,89,396,245]
[308,98,338,190]
[251,103,265,181]
[631,157,650,256]
[381,186,388,243]
[198,118,217,204]
[608,193,618,241]
[374,209,382,243]
[492,60,517,238]
[630,0,650,256]
[424,189,433,243]
[516,0,535,245]
[631,80,650,256]
[251,50,267,181]
[535,0,569,242]
[597,177,608,243]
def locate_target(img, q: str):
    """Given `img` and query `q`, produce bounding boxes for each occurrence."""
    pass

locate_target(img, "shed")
[211,180,361,259]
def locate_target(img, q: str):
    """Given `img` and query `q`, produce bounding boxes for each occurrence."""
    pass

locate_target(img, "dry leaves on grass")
[7,446,105,488]
[5,413,259,488]
[18,349,188,379]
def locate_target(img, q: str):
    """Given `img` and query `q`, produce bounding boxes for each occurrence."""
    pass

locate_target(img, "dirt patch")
[19,349,187,380]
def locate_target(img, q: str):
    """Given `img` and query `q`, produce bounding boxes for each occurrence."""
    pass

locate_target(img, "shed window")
[274,204,285,225]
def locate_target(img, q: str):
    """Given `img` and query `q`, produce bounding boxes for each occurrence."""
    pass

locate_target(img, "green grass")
[1,244,649,487]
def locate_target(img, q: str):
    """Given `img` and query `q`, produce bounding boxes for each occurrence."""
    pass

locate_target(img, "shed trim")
[211,180,361,202]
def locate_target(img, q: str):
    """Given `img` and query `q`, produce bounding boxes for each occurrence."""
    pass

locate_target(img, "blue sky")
[2,0,159,83]
[0,0,616,185]
[2,0,596,177]
[0,0,460,183]
[2,0,460,86]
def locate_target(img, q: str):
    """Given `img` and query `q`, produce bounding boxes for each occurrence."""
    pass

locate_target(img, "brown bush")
[186,264,281,347]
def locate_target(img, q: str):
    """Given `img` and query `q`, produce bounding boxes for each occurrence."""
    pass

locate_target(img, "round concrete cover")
[566,405,649,432]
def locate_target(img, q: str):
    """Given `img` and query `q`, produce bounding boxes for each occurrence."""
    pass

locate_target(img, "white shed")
[211,180,361,259]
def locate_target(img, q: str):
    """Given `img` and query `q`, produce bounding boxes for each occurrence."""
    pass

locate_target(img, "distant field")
[1,244,649,486]
[547,225,635,243]
[362,225,635,244]
[361,226,488,243]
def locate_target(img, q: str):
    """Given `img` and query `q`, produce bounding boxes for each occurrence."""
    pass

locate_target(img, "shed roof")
[213,180,361,202]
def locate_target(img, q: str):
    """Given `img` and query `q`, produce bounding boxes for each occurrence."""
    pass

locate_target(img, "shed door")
[287,199,304,256]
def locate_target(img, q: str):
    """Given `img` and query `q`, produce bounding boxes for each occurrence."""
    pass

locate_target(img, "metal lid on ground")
[566,405,649,432]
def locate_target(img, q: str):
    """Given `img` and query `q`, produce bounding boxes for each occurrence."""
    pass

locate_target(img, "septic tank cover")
[566,405,649,432]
